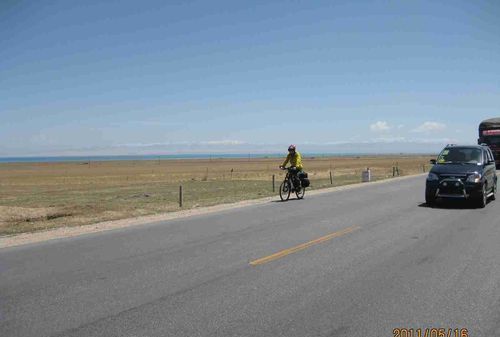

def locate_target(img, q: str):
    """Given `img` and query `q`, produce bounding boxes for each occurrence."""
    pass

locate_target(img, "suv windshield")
[437,147,482,164]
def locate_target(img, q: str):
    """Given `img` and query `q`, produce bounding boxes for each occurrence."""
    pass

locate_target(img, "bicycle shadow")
[271,197,305,203]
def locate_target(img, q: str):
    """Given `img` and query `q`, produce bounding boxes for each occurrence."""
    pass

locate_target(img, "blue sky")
[1,0,499,156]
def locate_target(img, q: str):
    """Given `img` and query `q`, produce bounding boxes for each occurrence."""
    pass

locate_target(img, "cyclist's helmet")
[288,144,296,152]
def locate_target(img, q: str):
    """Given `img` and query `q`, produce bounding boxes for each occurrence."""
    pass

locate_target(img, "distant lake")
[0,153,380,163]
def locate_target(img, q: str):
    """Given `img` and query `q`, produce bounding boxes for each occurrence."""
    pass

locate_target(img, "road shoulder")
[0,174,424,249]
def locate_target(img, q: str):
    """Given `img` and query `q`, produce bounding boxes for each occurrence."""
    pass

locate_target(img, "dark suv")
[425,144,497,208]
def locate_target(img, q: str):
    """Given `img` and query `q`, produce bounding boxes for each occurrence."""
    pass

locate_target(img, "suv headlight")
[466,172,482,183]
[427,172,439,181]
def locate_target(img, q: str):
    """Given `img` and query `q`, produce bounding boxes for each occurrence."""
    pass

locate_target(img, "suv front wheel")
[476,183,487,208]
[425,193,436,207]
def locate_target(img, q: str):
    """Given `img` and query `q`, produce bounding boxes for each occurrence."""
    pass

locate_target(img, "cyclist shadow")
[272,199,302,203]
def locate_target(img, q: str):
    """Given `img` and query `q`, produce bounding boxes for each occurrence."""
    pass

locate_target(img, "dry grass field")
[0,155,432,235]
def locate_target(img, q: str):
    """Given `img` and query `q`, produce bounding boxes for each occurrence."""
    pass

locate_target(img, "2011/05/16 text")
[393,328,468,337]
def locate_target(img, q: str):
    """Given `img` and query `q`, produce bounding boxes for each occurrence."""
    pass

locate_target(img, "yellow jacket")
[282,151,303,170]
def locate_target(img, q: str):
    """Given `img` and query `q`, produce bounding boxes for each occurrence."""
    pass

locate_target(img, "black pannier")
[299,171,310,187]
[301,178,310,187]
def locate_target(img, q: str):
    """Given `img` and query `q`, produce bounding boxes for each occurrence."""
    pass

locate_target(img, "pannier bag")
[299,171,310,187]
[301,178,310,187]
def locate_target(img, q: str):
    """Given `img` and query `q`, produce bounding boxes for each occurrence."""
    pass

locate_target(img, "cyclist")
[279,144,304,191]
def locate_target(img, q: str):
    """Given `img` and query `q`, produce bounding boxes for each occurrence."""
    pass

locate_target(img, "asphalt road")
[1,175,500,337]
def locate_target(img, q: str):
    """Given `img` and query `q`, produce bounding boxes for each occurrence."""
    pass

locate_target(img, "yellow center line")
[249,225,361,266]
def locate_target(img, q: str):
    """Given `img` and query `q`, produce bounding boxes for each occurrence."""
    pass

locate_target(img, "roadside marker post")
[329,170,333,185]
[179,185,183,207]
[362,168,371,182]
[272,175,275,192]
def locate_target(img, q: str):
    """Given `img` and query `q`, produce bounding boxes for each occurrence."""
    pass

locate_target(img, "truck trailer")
[478,118,500,168]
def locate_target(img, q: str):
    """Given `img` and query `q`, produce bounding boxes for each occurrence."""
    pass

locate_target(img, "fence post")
[179,185,183,207]
[272,174,275,192]
[422,164,426,172]
[329,170,333,185]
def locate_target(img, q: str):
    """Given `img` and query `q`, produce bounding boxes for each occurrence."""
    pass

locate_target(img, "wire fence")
[172,163,430,208]
[0,158,432,235]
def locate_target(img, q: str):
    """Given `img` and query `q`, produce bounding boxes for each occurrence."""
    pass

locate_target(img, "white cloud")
[118,140,246,147]
[372,136,407,143]
[370,121,391,132]
[412,122,447,133]
[200,140,245,146]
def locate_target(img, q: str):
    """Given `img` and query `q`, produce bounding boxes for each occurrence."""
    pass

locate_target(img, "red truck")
[478,118,500,168]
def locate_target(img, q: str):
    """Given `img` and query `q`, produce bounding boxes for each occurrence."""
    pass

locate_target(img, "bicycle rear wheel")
[280,180,291,201]
[295,186,305,199]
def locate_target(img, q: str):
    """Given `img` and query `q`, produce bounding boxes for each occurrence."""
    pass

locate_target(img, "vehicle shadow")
[418,200,481,209]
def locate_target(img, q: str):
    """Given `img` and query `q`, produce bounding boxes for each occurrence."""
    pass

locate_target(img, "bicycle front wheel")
[279,180,291,201]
